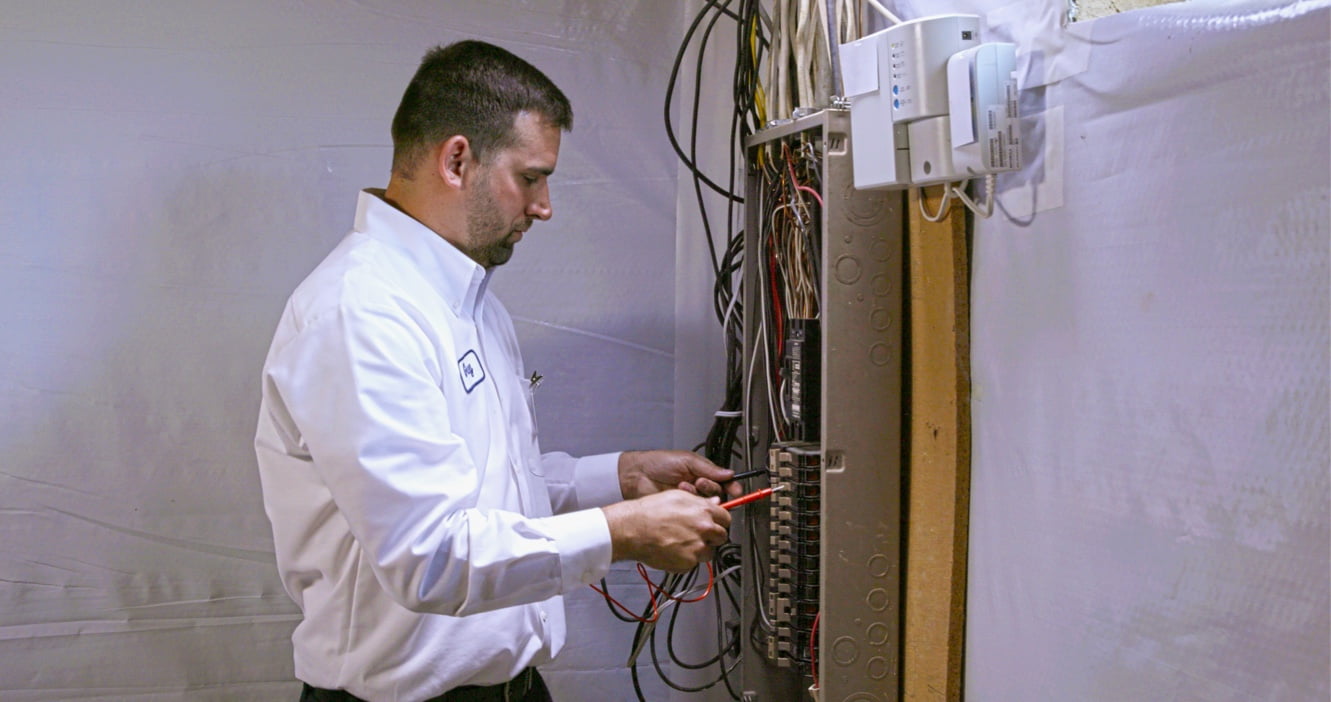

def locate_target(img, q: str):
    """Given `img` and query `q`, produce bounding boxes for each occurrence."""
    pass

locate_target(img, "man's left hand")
[617,450,745,501]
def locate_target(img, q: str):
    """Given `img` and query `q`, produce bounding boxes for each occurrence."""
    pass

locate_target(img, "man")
[255,41,739,702]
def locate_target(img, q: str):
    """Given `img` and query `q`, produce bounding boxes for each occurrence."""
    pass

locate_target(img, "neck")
[383,173,463,245]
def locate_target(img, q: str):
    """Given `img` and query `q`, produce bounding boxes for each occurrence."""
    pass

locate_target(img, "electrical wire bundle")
[766,0,831,120]
[754,138,823,443]
[741,128,828,692]
[664,0,769,478]
[596,1,774,699]
[644,0,870,696]
[592,543,745,700]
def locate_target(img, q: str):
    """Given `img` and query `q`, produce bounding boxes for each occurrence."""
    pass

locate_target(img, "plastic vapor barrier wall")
[0,2,690,699]
[894,0,1330,699]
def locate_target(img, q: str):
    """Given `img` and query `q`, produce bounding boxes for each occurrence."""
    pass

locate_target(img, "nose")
[527,182,552,221]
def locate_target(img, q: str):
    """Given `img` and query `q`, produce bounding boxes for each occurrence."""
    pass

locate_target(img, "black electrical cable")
[649,612,742,694]
[665,0,745,206]
[597,576,645,623]
[715,576,743,700]
[687,0,737,279]
[643,0,772,696]
[666,575,730,670]
[630,653,648,702]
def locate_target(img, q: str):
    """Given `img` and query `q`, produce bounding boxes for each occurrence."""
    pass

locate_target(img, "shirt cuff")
[573,452,624,508]
[537,508,613,590]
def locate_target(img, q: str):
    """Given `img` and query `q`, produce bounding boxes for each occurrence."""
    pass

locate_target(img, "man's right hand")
[600,490,732,573]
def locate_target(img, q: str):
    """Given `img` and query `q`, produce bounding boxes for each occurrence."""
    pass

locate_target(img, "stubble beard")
[464,178,524,269]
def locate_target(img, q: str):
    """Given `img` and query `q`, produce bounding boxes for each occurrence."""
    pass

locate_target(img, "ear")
[435,135,474,190]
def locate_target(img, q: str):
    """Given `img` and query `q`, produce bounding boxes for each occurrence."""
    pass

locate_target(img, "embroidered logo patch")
[457,350,486,393]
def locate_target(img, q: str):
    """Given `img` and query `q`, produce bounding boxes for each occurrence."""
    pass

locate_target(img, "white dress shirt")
[255,189,622,701]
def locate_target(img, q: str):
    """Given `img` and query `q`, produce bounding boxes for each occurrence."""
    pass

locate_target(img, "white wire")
[721,287,742,349]
[769,0,777,118]
[752,225,785,444]
[951,174,996,219]
[794,0,813,109]
[741,301,775,633]
[760,305,783,444]
[777,377,793,427]
[849,0,862,40]
[774,0,791,119]
[917,183,956,222]
[672,565,744,606]
[865,0,903,25]
[811,0,830,104]
[742,319,761,470]
[656,565,742,611]
[837,0,858,41]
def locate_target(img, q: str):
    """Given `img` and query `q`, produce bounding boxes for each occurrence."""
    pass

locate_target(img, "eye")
[522,175,539,186]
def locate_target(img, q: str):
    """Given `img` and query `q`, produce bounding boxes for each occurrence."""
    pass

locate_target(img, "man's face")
[461,111,560,268]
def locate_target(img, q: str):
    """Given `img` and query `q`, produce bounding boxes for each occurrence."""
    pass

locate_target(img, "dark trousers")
[300,668,552,702]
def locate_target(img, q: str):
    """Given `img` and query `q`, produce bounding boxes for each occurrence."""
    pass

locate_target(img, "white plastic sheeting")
[0,2,691,699]
[895,0,1329,699]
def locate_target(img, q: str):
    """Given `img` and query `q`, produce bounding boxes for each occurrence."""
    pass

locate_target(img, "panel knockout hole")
[869,343,891,367]
[832,636,860,666]
[923,161,932,175]
[834,255,863,285]
[867,554,891,578]
[872,273,891,297]
[870,308,892,331]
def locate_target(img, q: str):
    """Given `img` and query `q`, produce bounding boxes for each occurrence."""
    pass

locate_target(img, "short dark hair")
[391,40,573,176]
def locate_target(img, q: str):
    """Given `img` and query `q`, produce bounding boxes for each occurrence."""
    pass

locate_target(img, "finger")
[692,477,724,497]
[677,481,699,495]
[724,480,745,498]
[684,454,731,482]
[706,503,732,529]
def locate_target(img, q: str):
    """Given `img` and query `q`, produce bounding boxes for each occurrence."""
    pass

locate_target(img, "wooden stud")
[903,184,972,702]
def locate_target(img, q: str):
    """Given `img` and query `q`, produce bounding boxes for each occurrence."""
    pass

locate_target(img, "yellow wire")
[751,19,767,126]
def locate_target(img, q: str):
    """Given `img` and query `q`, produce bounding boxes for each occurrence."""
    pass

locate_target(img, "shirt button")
[540,610,548,622]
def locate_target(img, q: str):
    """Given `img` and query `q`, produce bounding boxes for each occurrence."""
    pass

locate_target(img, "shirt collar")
[354,189,492,320]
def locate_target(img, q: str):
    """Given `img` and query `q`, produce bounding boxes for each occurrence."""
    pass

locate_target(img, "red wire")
[768,239,784,359]
[788,160,824,208]
[588,562,716,623]
[589,577,659,623]
[811,610,821,687]
[639,562,714,603]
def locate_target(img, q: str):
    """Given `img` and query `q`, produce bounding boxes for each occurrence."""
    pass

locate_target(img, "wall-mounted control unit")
[949,42,1020,178]
[839,14,1022,190]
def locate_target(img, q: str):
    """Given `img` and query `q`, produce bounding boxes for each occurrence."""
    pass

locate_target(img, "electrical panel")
[740,109,904,702]
[839,14,1021,189]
